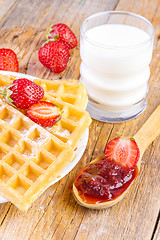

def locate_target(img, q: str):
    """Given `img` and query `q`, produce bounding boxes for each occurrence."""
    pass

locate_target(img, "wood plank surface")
[0,0,160,239]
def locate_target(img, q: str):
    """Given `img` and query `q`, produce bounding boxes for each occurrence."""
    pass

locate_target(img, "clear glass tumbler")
[80,11,154,122]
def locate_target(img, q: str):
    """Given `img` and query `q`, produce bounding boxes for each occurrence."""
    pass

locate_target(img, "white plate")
[0,71,89,203]
[0,70,41,80]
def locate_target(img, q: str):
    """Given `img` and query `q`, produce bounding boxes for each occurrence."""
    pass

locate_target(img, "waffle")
[0,73,91,210]
[0,74,88,110]
[33,78,88,110]
[0,74,92,149]
[0,100,75,211]
[40,93,90,149]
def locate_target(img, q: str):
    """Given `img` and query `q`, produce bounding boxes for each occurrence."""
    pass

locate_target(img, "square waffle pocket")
[0,100,75,211]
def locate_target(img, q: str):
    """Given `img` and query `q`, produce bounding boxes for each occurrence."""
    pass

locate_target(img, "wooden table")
[0,0,160,239]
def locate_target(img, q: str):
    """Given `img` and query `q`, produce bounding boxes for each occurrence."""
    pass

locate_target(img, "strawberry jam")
[74,156,138,204]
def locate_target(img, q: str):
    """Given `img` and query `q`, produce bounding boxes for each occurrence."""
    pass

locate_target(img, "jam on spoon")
[74,156,138,204]
[73,105,160,208]
[74,138,139,204]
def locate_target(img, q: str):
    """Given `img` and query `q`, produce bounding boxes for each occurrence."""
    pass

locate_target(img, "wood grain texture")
[0,0,17,21]
[0,0,159,239]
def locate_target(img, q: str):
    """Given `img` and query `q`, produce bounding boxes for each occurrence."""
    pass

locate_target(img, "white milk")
[80,24,152,112]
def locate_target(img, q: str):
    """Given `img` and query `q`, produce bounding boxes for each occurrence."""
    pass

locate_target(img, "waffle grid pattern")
[0,101,75,211]
[0,73,91,210]
[0,74,88,110]
[42,93,91,149]
[33,78,88,110]
[0,74,91,149]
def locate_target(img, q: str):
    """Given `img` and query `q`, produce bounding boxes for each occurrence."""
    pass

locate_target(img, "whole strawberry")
[0,48,19,72]
[1,78,44,109]
[38,41,69,73]
[47,23,77,49]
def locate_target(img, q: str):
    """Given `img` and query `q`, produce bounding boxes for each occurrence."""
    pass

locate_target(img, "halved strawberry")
[104,137,140,169]
[27,101,61,127]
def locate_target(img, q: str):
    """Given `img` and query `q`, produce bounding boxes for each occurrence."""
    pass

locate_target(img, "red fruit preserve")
[74,156,138,204]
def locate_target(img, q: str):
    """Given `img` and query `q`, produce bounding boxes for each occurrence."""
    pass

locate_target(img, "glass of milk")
[80,11,154,122]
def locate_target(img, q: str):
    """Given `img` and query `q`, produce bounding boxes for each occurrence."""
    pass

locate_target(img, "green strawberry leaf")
[130,137,135,141]
[0,85,16,107]
[53,34,59,40]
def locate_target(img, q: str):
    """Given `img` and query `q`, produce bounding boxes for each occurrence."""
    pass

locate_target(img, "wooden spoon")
[73,105,160,209]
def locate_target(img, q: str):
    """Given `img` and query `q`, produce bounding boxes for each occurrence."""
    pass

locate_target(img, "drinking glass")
[80,11,154,122]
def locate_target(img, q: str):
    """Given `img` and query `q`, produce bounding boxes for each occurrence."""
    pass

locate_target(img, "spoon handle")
[134,105,160,158]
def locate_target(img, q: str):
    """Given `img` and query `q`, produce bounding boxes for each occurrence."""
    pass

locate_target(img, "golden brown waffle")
[0,100,75,211]
[33,78,88,110]
[0,74,92,149]
[0,73,91,210]
[0,74,88,110]
[42,93,91,149]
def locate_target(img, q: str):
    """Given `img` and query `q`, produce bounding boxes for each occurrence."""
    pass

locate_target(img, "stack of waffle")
[0,74,91,211]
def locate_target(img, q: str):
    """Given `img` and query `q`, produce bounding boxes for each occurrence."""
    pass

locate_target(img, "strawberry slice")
[104,138,140,169]
[27,101,61,127]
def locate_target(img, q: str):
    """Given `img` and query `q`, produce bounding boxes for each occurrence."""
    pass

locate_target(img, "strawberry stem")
[42,38,57,47]
[53,34,59,40]
[55,115,61,124]
[0,85,16,107]
[130,137,135,141]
